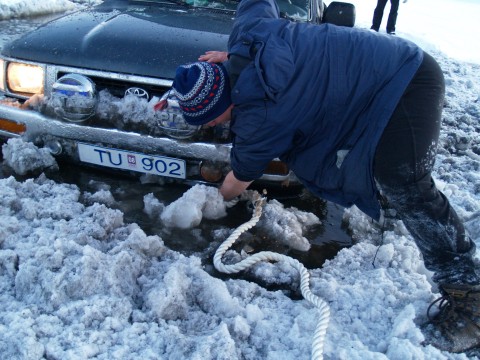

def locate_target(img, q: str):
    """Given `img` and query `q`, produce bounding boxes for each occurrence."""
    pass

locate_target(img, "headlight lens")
[7,62,44,95]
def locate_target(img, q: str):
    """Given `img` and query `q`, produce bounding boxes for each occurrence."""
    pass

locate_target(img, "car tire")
[323,1,356,27]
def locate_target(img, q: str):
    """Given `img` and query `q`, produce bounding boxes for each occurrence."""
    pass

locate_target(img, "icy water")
[46,162,353,267]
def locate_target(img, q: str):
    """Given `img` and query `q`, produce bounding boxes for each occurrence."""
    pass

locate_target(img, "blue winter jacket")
[227,0,423,220]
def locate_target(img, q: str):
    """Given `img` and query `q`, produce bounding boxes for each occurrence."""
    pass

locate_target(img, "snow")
[2,137,58,175]
[0,0,100,20]
[348,0,480,65]
[1,0,480,359]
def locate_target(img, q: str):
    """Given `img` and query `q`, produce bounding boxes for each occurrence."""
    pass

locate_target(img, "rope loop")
[214,191,330,360]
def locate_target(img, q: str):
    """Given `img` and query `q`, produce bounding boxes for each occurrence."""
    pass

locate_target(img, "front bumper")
[0,101,301,190]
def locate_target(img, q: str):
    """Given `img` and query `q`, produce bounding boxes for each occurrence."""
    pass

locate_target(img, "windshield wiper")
[130,0,190,7]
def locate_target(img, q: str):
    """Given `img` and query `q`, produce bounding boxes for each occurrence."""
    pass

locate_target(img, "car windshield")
[131,0,309,21]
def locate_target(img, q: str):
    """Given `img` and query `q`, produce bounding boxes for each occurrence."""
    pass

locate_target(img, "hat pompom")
[172,62,232,126]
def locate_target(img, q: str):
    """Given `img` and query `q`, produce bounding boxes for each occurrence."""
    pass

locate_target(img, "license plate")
[77,143,186,179]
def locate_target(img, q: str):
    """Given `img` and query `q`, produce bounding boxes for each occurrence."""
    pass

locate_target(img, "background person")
[370,0,407,35]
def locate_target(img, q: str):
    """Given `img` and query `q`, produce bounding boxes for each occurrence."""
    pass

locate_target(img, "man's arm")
[219,171,253,200]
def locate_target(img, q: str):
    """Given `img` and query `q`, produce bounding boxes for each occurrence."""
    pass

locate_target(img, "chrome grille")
[57,72,170,100]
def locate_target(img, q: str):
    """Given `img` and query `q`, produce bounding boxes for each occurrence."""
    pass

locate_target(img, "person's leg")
[375,56,480,352]
[371,0,388,31]
[386,0,400,33]
[374,52,479,286]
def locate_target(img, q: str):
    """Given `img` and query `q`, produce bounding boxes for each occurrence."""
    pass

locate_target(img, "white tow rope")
[214,193,330,360]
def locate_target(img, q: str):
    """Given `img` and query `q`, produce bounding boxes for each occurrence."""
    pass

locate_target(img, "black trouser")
[371,0,400,33]
[374,52,479,286]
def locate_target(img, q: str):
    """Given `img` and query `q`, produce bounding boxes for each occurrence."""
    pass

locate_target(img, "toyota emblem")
[125,87,149,100]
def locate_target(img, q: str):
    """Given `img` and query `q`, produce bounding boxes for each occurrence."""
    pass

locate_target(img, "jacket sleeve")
[229,102,297,182]
[227,0,291,182]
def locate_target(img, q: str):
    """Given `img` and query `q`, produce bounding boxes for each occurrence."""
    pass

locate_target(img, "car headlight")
[7,62,44,95]
[0,59,5,92]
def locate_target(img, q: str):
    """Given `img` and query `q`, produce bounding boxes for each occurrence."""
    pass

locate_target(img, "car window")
[277,0,308,20]
[184,0,239,10]
[131,0,309,21]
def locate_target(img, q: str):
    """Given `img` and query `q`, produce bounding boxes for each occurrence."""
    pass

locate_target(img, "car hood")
[2,3,233,79]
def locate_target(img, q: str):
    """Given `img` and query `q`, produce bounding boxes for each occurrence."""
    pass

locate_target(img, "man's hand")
[220,171,252,201]
[199,51,228,63]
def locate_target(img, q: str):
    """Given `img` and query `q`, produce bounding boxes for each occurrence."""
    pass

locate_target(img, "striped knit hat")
[172,62,232,125]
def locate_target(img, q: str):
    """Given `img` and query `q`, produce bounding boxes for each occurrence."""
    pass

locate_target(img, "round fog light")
[51,73,97,122]
[199,161,223,182]
[155,93,200,139]
[45,140,62,155]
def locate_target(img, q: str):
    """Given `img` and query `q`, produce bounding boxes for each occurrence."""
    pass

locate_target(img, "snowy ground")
[0,0,479,359]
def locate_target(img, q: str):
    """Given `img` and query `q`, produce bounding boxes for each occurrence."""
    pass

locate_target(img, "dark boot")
[423,283,480,352]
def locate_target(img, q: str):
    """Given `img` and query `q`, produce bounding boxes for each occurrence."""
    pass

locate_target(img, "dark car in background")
[0,0,355,194]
